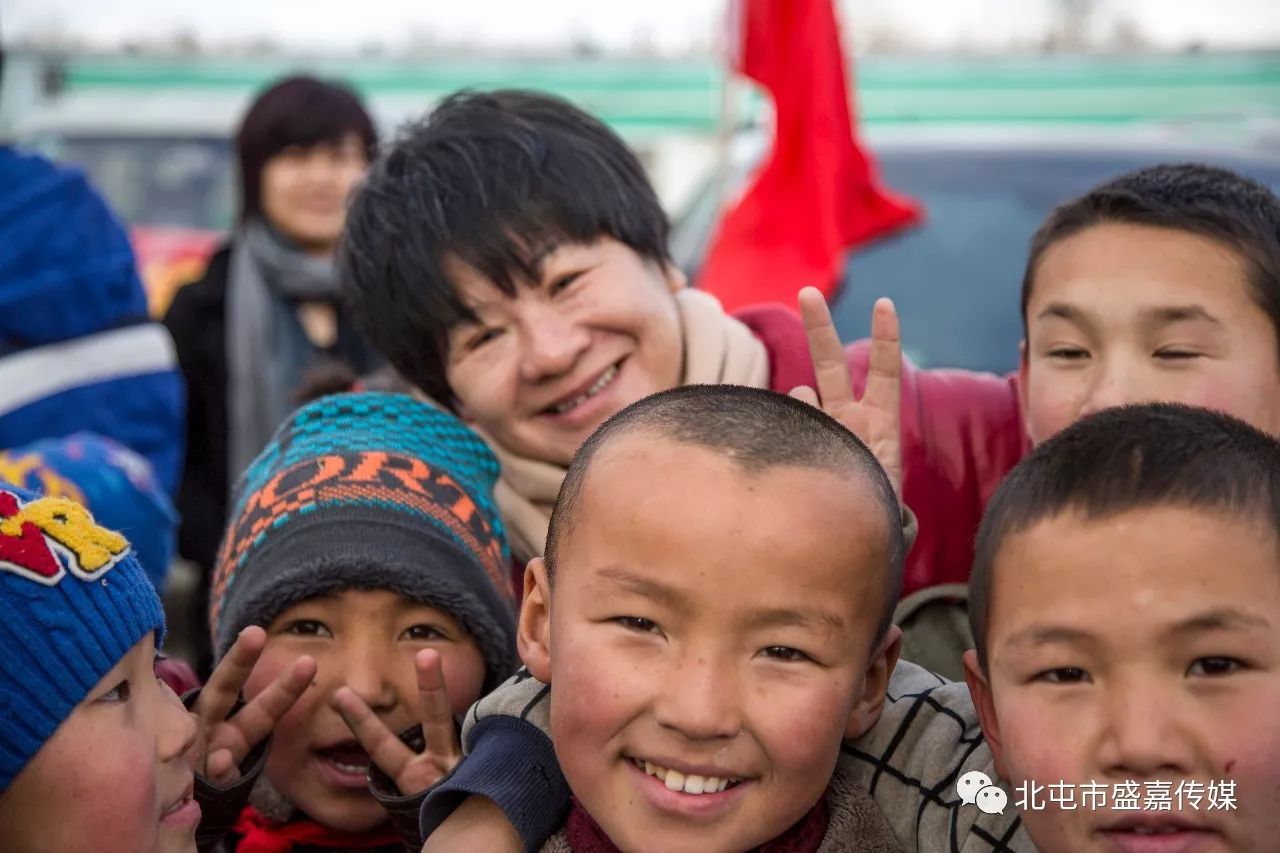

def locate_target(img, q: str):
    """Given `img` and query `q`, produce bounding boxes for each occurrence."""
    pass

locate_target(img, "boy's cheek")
[1023,376,1080,446]
[991,695,1084,785]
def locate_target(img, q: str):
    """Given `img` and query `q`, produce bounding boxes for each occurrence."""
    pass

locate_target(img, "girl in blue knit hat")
[0,481,315,853]
[206,392,518,851]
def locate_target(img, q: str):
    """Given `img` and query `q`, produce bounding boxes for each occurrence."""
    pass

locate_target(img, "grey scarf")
[225,220,342,491]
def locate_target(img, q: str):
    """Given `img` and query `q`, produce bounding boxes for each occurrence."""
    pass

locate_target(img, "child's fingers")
[862,298,904,492]
[862,298,902,412]
[416,649,462,766]
[797,286,856,413]
[194,626,267,726]
[205,747,238,785]
[331,686,415,781]
[219,655,317,762]
[788,385,821,408]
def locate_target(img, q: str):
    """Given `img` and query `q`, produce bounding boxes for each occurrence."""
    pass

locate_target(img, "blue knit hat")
[0,481,165,792]
[210,393,516,692]
[0,433,177,592]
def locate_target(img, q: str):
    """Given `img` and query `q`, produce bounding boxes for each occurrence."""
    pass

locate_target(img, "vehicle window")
[837,152,1280,373]
[33,135,234,232]
[673,147,1280,375]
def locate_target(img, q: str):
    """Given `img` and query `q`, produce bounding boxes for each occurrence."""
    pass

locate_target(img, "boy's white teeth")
[637,759,738,795]
[552,364,618,414]
[329,758,368,775]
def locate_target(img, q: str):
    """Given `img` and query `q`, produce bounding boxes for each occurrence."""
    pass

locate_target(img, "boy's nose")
[1079,364,1140,418]
[652,655,744,742]
[340,649,399,712]
[1096,684,1195,779]
[158,681,200,763]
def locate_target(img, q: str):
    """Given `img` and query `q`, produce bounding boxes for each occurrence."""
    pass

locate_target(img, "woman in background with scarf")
[164,75,379,673]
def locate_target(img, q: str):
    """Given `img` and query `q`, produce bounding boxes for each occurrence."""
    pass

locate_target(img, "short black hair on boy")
[544,385,906,643]
[236,75,377,223]
[1020,163,1280,352]
[340,89,671,409]
[970,402,1280,673]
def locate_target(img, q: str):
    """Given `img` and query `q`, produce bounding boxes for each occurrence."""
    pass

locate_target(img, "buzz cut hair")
[543,384,906,642]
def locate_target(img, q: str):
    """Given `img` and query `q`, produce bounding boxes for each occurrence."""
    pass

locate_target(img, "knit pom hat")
[0,482,165,792]
[0,433,177,593]
[210,392,516,692]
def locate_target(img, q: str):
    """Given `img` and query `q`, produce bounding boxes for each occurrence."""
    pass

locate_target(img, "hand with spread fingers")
[190,625,318,785]
[331,648,462,796]
[790,287,904,496]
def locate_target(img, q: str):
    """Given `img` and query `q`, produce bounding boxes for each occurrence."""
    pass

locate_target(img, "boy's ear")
[517,558,553,682]
[1018,339,1032,436]
[963,650,1007,777]
[844,625,902,740]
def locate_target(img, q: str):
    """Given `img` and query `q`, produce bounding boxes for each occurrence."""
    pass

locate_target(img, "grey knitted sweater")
[419,660,1035,852]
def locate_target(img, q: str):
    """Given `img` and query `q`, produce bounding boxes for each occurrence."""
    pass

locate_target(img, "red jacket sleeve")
[844,341,1028,594]
[738,303,1029,595]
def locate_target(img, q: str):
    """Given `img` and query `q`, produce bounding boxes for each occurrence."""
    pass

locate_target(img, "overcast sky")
[5,0,1279,53]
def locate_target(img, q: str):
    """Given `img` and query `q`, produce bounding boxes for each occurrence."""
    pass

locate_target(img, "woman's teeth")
[551,364,619,414]
[633,758,741,795]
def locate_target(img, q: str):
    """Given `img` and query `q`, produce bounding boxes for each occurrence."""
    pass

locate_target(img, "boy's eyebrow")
[1166,607,1272,637]
[591,566,689,612]
[1141,305,1223,327]
[1035,302,1093,327]
[1004,624,1096,649]
[744,606,847,633]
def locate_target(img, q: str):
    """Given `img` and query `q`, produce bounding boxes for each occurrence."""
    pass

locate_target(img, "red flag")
[698,0,923,312]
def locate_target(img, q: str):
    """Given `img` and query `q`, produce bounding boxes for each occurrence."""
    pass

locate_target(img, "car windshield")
[677,146,1280,376]
[33,134,235,232]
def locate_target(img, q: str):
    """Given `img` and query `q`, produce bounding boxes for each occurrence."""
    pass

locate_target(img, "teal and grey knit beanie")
[0,482,165,791]
[210,393,516,692]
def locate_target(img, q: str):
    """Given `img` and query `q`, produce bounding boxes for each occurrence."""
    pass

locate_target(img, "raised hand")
[790,287,904,495]
[191,625,317,784]
[331,648,462,796]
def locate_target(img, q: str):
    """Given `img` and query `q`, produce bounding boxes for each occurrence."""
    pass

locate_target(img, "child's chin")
[308,793,388,835]
[156,829,199,853]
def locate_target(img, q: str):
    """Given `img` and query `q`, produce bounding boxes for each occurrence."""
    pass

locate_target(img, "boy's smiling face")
[519,433,899,853]
[445,238,686,466]
[967,505,1280,852]
[0,634,200,853]
[1021,222,1280,444]
[243,589,487,832]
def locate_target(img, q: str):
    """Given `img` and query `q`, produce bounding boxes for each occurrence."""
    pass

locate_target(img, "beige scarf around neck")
[487,288,770,562]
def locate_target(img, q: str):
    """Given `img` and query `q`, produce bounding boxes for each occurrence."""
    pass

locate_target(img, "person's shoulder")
[165,243,234,317]
[856,659,984,764]
[730,301,815,392]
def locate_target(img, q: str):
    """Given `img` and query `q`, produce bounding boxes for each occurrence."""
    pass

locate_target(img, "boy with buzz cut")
[963,402,1280,852]
[513,384,908,851]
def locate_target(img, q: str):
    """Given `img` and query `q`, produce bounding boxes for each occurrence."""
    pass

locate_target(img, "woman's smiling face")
[445,238,685,465]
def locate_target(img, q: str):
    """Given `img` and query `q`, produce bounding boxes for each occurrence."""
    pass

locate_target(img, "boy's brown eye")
[1046,347,1089,360]
[1188,657,1243,677]
[97,679,132,703]
[613,616,661,635]
[402,624,448,641]
[760,646,812,663]
[284,619,332,638]
[1036,667,1089,684]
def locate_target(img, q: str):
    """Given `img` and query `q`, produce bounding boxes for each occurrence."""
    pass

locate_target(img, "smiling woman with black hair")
[163,75,381,672]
